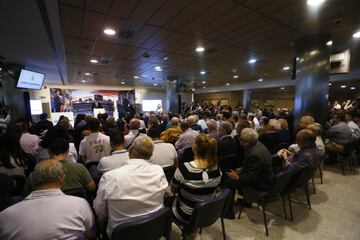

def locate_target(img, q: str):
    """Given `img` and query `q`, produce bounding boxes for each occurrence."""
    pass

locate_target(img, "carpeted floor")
[169,164,360,240]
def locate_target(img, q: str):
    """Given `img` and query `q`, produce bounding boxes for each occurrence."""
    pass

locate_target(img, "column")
[243,89,252,112]
[165,80,179,113]
[294,33,331,130]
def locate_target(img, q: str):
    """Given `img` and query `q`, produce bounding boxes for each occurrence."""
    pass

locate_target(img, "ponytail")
[207,137,218,168]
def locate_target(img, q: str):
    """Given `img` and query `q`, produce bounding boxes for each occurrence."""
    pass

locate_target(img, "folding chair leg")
[281,194,287,219]
[237,206,243,219]
[221,217,226,240]
[261,202,269,236]
[340,156,346,175]
[312,177,316,194]
[287,192,294,221]
[319,167,323,184]
[305,185,311,210]
[199,227,202,234]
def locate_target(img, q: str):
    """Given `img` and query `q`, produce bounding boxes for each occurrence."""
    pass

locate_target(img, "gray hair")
[171,117,179,126]
[207,119,217,131]
[268,119,281,131]
[220,121,233,135]
[131,135,154,160]
[187,115,196,125]
[32,160,65,188]
[241,128,259,144]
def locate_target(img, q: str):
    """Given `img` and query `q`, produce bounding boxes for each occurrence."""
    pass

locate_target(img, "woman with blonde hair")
[171,134,221,237]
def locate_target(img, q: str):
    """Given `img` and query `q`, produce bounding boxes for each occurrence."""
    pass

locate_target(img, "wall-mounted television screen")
[16,69,45,90]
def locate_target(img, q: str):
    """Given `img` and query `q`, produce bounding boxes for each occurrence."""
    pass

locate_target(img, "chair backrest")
[181,147,194,163]
[111,207,172,240]
[62,187,89,201]
[269,171,292,196]
[294,167,318,188]
[163,165,176,183]
[189,188,231,232]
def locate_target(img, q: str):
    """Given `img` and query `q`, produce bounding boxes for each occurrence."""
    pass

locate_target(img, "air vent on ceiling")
[99,57,112,65]
[118,29,135,40]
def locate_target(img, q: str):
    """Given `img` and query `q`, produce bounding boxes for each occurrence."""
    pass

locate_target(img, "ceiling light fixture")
[154,66,162,71]
[350,87,356,90]
[353,31,360,38]
[153,83,158,86]
[233,75,239,78]
[81,80,86,83]
[258,79,263,82]
[84,72,91,76]
[226,83,230,86]
[248,58,257,64]
[329,83,332,86]
[103,28,116,35]
[307,0,325,6]
[341,85,346,88]
[282,66,290,70]
[202,81,206,84]
[90,59,98,63]
[133,76,139,79]
[163,57,168,60]
[203,86,206,89]
[326,40,333,46]
[121,81,125,84]
[200,71,206,75]
[196,47,205,52]
[280,87,285,90]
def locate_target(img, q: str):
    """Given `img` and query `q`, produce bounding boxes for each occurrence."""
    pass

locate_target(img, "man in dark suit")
[227,128,273,206]
[218,121,239,172]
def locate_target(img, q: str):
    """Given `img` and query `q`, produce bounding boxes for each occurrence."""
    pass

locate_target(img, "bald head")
[32,160,65,190]
[129,135,154,160]
[296,129,316,149]
[129,118,141,130]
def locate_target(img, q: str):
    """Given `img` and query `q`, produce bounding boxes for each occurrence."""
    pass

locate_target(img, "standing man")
[94,136,168,238]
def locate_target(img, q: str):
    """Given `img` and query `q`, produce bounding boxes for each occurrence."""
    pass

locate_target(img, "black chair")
[237,171,292,236]
[180,147,194,163]
[111,207,172,240]
[10,175,26,196]
[175,188,231,240]
[163,165,176,183]
[62,187,93,205]
[287,166,319,221]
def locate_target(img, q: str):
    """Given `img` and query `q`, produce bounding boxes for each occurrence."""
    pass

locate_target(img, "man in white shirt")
[175,121,199,153]
[94,136,168,238]
[0,160,95,240]
[98,129,130,174]
[18,121,39,156]
[148,127,177,167]
[124,118,146,149]
[79,118,111,182]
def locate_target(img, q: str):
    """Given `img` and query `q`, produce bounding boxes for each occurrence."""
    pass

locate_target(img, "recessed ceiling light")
[81,80,86,83]
[296,57,300,61]
[226,83,230,86]
[307,0,325,6]
[350,87,356,90]
[203,86,206,89]
[163,57,168,60]
[103,28,116,35]
[154,66,162,71]
[233,75,238,78]
[341,85,346,88]
[282,66,290,70]
[248,58,257,64]
[258,79,263,82]
[121,81,125,84]
[200,71,206,75]
[90,59,98,63]
[196,47,205,52]
[329,83,332,86]
[153,83,158,86]
[133,76,139,79]
[202,81,206,84]
[326,40,333,46]
[280,87,285,90]
[84,72,91,76]
[353,31,360,38]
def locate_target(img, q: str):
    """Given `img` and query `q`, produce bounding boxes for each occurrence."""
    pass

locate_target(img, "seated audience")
[33,113,53,135]
[345,112,360,142]
[279,129,322,174]
[233,120,251,167]
[226,128,273,204]
[18,120,39,157]
[124,118,146,149]
[187,115,202,133]
[325,112,352,152]
[197,113,208,133]
[171,134,221,229]
[175,121,199,154]
[97,130,129,174]
[0,160,95,240]
[160,117,182,144]
[206,119,219,141]
[278,118,292,145]
[299,115,315,130]
[148,127,177,167]
[24,137,96,196]
[218,121,239,172]
[94,136,168,238]
[0,173,16,211]
[160,114,169,132]
[258,119,282,154]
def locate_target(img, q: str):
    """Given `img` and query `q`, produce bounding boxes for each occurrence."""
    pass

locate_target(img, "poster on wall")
[50,88,135,118]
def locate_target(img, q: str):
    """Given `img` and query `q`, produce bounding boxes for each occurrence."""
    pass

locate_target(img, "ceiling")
[59,0,360,89]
